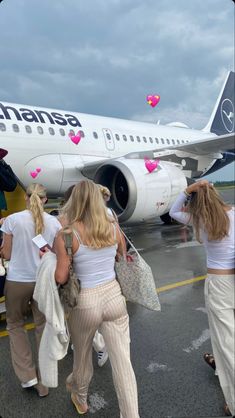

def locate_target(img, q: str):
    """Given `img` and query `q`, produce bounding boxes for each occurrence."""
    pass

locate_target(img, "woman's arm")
[1,233,12,260]
[169,192,191,225]
[54,232,70,285]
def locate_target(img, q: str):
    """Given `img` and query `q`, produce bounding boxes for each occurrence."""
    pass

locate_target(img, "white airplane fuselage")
[0,69,234,224]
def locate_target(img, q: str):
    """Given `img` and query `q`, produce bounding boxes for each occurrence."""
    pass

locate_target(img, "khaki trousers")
[4,280,46,384]
[204,274,235,415]
[66,279,139,418]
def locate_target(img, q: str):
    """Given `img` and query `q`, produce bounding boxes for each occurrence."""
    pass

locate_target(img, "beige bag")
[59,229,80,312]
[115,230,161,311]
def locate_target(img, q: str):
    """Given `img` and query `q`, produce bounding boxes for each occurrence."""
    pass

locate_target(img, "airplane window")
[143,136,147,143]
[37,126,44,135]
[182,139,185,143]
[123,135,127,141]
[59,128,65,136]
[0,123,6,132]
[25,125,32,133]
[172,139,175,145]
[161,138,165,144]
[49,127,55,135]
[69,129,75,136]
[106,133,111,140]
[79,130,85,138]
[12,124,19,132]
[155,138,159,144]
[176,139,180,144]
[149,137,153,143]
[93,131,98,139]
[166,139,170,144]
[130,135,134,142]
[115,134,120,141]
[136,136,141,142]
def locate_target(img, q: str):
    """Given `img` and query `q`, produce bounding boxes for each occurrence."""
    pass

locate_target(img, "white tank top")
[169,192,235,269]
[72,227,118,289]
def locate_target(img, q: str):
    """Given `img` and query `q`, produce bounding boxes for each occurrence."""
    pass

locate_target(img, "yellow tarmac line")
[0,275,206,338]
[156,275,206,293]
[0,323,35,338]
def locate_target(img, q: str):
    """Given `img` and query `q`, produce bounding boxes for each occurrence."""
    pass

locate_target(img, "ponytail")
[26,184,47,235]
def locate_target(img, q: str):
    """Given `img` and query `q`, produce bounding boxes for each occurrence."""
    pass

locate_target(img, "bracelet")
[184,190,191,197]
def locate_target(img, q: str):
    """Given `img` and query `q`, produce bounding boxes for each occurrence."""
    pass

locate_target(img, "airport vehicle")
[0,72,234,224]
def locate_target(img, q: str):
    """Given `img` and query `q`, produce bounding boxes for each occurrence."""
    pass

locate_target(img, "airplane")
[0,71,234,224]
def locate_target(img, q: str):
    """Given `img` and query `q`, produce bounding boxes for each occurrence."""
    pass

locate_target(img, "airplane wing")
[166,132,235,155]
[124,132,235,160]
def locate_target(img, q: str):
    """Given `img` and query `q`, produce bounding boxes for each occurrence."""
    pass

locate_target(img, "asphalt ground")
[0,187,234,418]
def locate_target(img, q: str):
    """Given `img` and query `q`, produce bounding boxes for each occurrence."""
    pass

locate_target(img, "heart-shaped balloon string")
[68,131,81,145]
[146,95,160,108]
[144,158,160,173]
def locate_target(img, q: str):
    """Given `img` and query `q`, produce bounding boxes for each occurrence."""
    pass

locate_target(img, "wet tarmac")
[0,187,234,418]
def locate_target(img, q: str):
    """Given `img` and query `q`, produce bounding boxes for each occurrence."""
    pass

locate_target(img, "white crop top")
[169,192,235,270]
[72,229,118,289]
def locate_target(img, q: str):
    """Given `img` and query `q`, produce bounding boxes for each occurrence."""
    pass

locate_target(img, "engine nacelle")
[95,158,187,223]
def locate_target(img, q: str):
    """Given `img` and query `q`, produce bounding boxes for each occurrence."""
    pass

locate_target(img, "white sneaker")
[21,377,38,388]
[97,347,109,367]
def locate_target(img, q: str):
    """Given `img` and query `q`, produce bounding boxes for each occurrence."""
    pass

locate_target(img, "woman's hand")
[185,180,212,195]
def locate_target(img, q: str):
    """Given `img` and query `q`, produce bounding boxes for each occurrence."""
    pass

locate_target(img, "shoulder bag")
[59,229,80,312]
[115,229,161,311]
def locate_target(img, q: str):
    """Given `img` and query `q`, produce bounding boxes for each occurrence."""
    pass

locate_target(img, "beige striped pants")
[66,279,139,418]
[204,274,235,415]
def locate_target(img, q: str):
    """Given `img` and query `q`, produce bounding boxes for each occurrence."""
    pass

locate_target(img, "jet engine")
[94,159,187,223]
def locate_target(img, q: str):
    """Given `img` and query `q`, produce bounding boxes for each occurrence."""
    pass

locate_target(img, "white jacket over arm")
[33,252,69,388]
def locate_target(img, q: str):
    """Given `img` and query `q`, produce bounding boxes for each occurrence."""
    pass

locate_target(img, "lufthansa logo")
[220,98,234,133]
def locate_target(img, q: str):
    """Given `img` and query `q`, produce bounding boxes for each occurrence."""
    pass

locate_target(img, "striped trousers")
[66,279,139,418]
[204,274,235,415]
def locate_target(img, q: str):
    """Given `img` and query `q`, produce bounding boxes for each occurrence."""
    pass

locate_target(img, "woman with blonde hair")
[169,180,235,416]
[55,180,139,417]
[1,183,61,397]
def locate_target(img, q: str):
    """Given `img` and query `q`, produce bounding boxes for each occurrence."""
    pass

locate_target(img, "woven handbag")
[115,231,161,311]
[59,229,80,312]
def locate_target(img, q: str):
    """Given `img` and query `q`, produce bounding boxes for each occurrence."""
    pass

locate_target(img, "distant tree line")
[214,180,235,188]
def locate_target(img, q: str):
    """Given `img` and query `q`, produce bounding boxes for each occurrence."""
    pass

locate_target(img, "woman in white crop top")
[169,180,235,416]
[55,180,139,417]
[1,183,61,397]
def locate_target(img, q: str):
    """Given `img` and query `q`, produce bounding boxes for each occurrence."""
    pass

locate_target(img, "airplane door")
[103,128,115,151]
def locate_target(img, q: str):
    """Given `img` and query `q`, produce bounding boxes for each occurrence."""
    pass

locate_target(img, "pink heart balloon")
[145,159,159,173]
[30,171,38,179]
[36,168,41,173]
[68,131,81,145]
[146,95,160,108]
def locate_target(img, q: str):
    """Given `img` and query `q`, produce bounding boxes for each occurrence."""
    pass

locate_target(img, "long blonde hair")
[188,185,230,241]
[26,183,47,235]
[61,180,115,248]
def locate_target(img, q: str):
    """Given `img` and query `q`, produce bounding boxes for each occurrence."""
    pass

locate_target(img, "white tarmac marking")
[146,362,173,373]
[183,329,211,353]
[88,393,108,414]
[195,307,207,314]
[176,241,201,249]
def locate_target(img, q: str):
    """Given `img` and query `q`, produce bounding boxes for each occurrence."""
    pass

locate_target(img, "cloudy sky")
[0,0,234,180]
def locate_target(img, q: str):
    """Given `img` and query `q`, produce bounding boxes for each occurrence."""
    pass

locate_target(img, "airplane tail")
[203,71,235,136]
